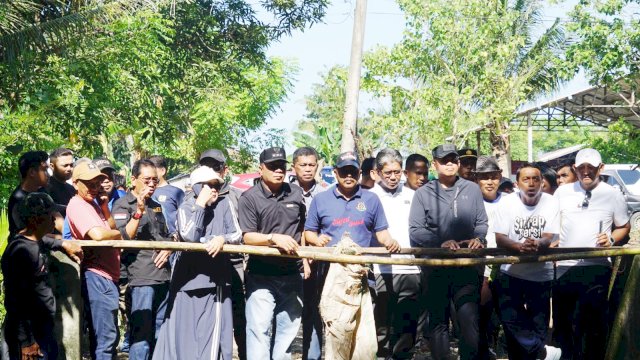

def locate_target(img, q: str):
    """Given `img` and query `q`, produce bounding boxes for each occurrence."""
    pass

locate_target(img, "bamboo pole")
[605,254,640,360]
[78,240,640,267]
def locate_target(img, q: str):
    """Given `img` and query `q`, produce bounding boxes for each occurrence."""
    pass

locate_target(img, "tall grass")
[0,209,8,323]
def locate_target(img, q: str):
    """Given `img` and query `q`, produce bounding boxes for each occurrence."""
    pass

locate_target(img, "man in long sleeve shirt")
[408,144,488,360]
[153,166,241,360]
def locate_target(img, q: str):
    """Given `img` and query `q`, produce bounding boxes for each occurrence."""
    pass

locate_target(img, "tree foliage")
[0,0,327,208]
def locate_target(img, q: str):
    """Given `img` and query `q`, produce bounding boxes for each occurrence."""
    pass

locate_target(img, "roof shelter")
[512,77,640,132]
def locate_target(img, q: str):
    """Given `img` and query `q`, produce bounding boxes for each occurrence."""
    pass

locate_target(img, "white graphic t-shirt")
[494,192,560,282]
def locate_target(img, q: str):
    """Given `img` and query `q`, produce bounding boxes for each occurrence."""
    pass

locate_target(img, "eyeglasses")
[437,156,459,165]
[581,190,592,209]
[138,177,160,185]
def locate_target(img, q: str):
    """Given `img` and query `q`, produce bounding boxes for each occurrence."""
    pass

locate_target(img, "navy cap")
[199,149,226,164]
[458,148,478,159]
[432,144,458,159]
[259,147,287,164]
[335,151,360,169]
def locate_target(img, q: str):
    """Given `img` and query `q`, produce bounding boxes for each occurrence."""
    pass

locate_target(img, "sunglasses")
[581,190,592,209]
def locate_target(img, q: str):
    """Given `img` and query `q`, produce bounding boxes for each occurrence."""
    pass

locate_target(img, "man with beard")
[409,144,487,360]
[45,147,76,216]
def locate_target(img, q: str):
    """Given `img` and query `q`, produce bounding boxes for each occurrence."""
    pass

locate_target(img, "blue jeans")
[128,283,169,360]
[245,273,303,360]
[83,271,120,360]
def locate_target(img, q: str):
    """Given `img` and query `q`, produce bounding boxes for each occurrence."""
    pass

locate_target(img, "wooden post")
[341,0,367,153]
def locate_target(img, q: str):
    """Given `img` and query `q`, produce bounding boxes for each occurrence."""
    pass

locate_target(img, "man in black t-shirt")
[112,159,171,359]
[238,147,306,360]
[45,148,76,216]
[2,192,83,360]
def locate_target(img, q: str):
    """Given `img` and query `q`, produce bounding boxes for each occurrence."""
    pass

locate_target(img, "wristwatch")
[609,236,615,246]
[132,211,143,220]
[266,233,274,245]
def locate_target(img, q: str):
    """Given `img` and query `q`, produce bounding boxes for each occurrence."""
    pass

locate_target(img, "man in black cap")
[94,157,126,211]
[199,148,248,360]
[409,144,488,360]
[238,147,306,360]
[458,148,478,181]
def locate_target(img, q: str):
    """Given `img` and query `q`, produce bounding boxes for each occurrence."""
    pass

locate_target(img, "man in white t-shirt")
[494,163,561,360]
[553,148,630,360]
[370,148,421,359]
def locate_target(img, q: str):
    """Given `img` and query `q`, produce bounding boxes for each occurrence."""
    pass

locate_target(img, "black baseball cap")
[259,147,287,164]
[335,151,360,169]
[199,149,226,164]
[93,158,115,171]
[432,144,458,159]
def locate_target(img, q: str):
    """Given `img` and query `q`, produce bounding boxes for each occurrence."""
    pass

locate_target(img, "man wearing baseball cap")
[154,165,241,359]
[238,147,307,360]
[67,161,123,360]
[94,157,126,211]
[552,148,630,359]
[409,144,488,360]
[198,149,249,359]
[303,150,400,358]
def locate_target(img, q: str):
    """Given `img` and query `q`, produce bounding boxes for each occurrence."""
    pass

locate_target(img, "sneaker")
[543,345,562,360]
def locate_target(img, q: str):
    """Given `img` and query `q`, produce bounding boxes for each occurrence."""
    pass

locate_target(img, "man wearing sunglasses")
[303,150,400,359]
[111,159,172,359]
[552,148,630,360]
[67,161,123,360]
[409,144,488,360]
[239,147,307,360]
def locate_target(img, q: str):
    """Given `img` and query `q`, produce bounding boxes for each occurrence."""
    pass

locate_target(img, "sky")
[262,0,590,152]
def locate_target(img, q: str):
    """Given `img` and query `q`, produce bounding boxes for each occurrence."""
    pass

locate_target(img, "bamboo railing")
[79,240,640,267]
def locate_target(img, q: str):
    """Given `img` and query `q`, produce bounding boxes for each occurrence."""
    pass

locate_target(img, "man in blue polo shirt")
[303,150,400,359]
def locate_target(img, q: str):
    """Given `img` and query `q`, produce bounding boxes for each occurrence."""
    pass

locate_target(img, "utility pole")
[340,0,367,153]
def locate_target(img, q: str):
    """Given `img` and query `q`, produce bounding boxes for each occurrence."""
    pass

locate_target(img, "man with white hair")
[553,148,630,360]
[154,166,241,359]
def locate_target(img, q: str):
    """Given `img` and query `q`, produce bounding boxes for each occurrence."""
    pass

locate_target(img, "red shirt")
[67,195,120,281]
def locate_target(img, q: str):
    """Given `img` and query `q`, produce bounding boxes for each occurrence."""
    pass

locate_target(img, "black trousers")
[552,265,611,360]
[424,266,482,360]
[373,273,421,360]
[495,272,551,360]
[231,262,247,360]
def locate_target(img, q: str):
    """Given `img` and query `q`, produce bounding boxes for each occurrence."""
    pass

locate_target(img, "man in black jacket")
[409,144,488,360]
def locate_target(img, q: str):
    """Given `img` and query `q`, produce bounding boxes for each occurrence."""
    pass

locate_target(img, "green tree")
[362,0,566,172]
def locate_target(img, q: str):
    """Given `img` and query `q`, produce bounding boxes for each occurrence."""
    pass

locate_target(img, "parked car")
[602,164,640,229]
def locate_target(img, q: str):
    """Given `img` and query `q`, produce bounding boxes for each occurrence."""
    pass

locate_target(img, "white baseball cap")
[575,148,602,167]
[190,166,224,185]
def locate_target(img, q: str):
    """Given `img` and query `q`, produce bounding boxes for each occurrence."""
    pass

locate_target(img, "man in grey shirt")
[409,144,488,360]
